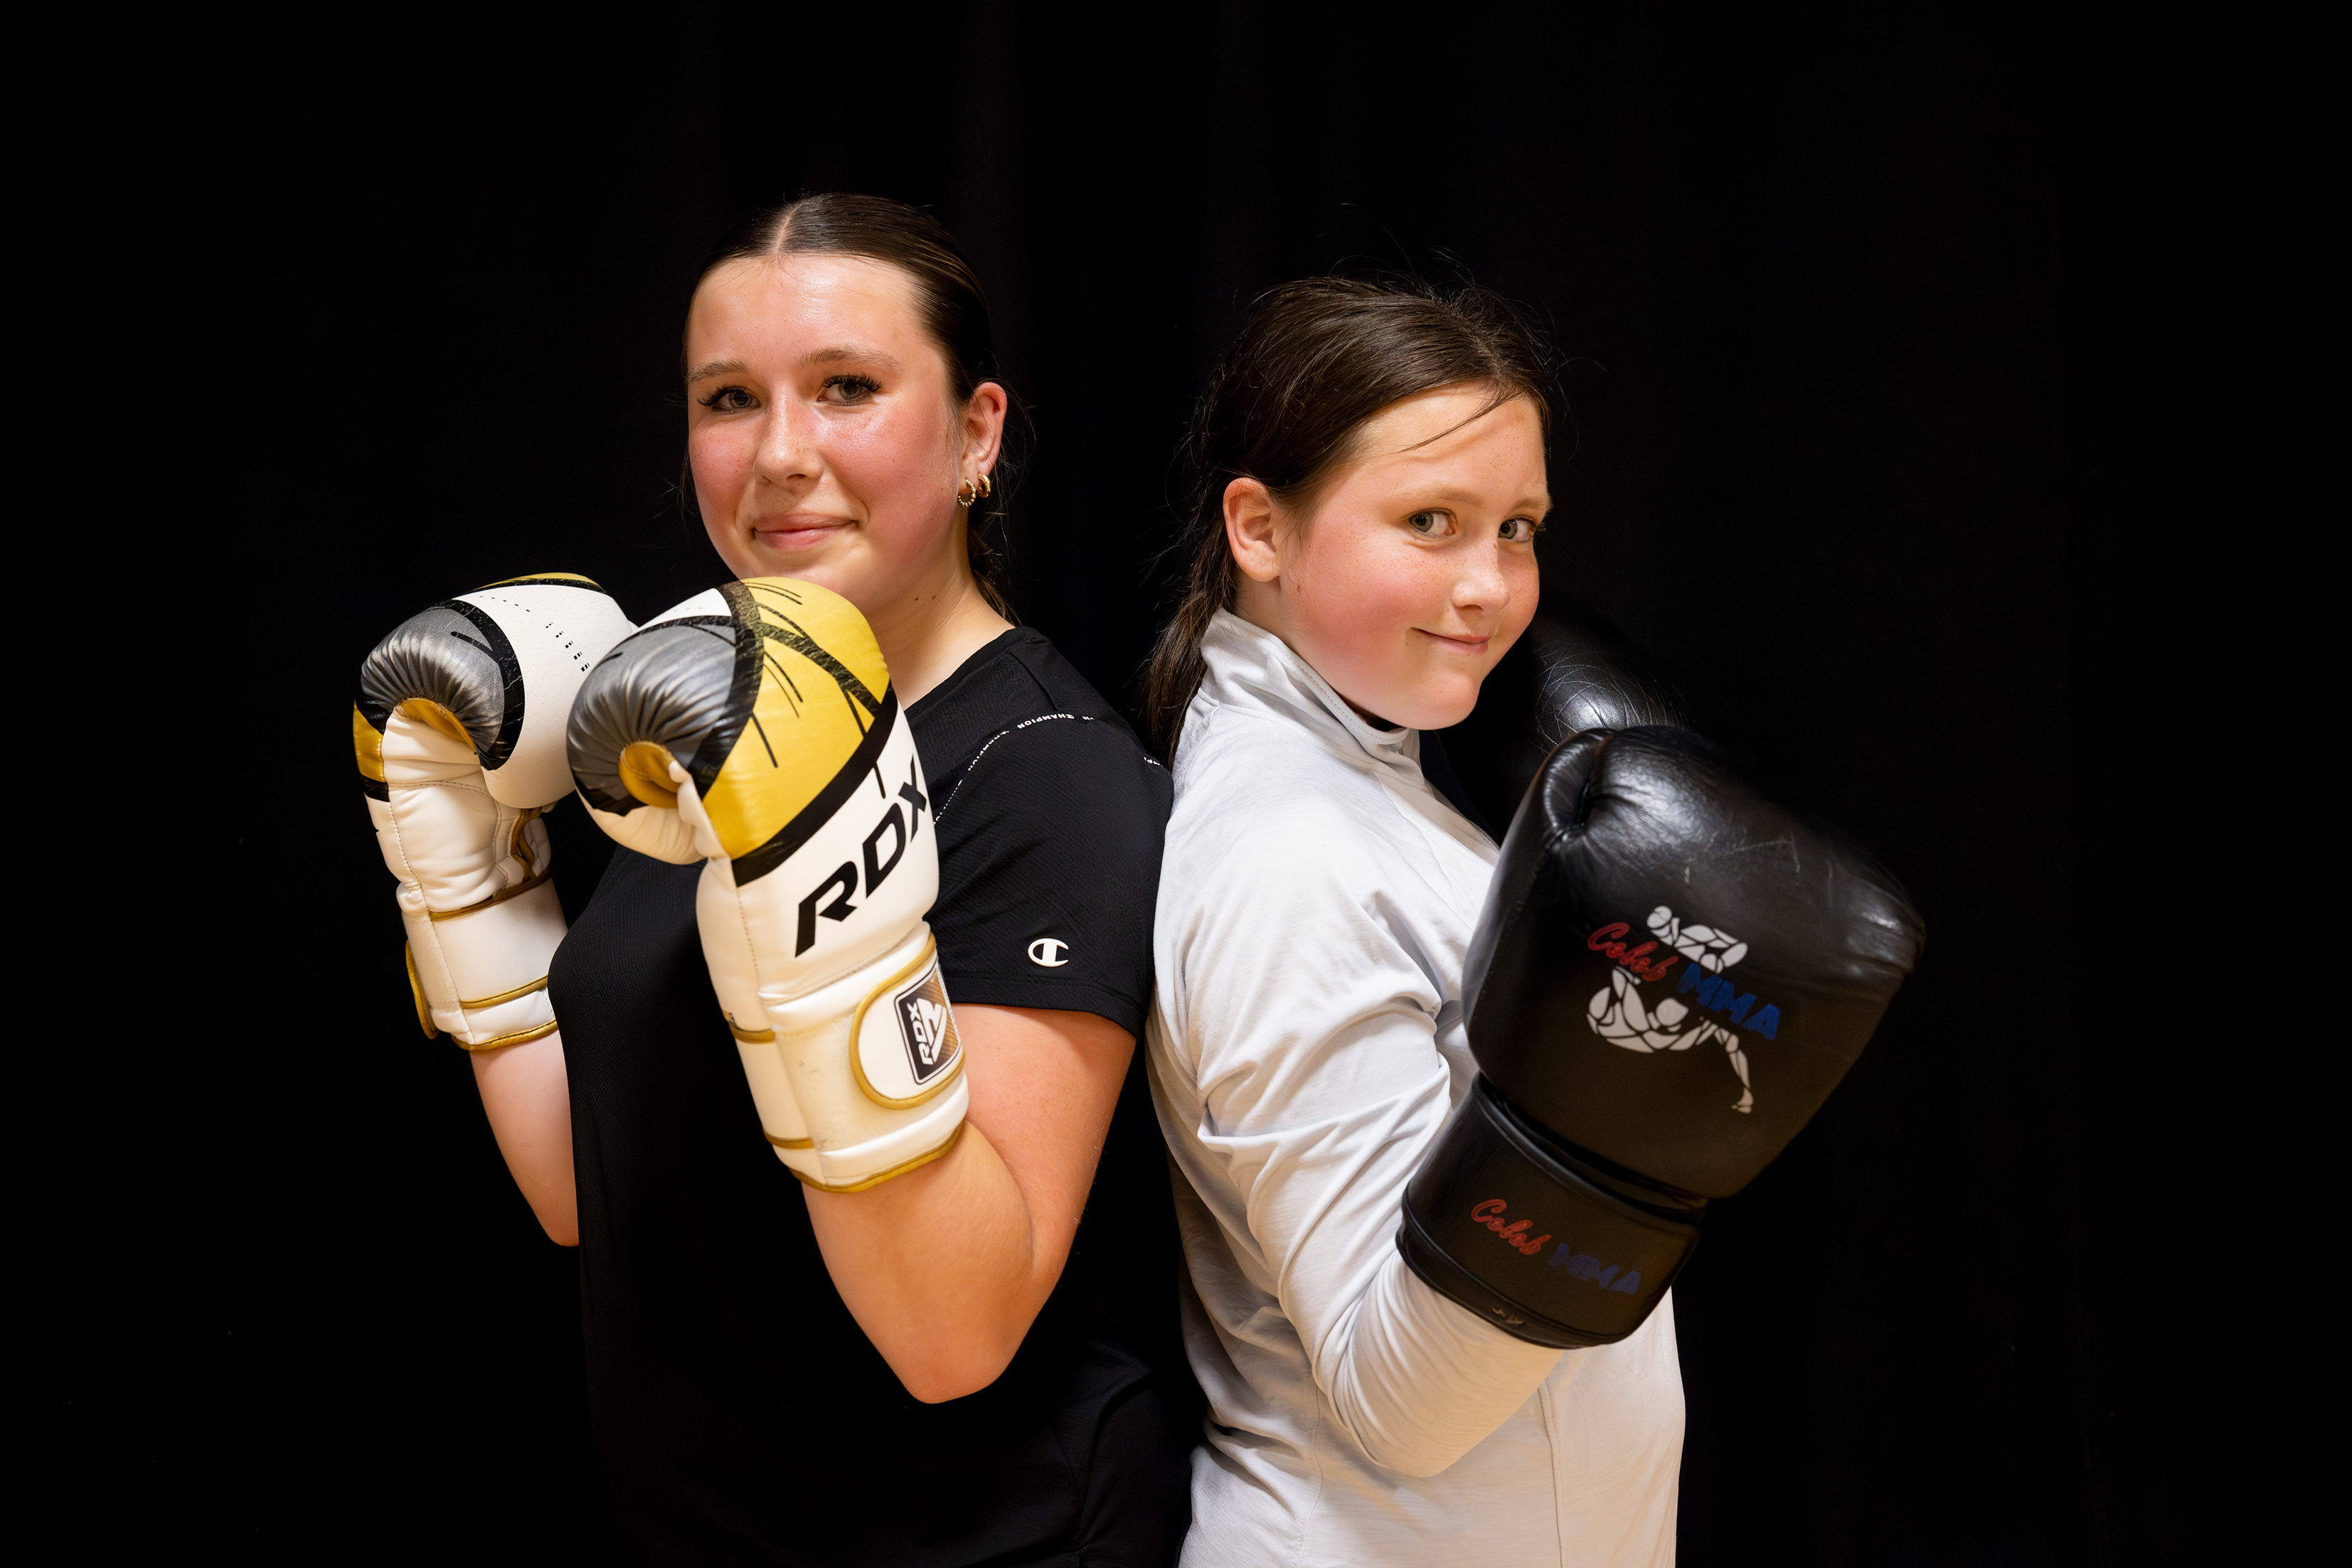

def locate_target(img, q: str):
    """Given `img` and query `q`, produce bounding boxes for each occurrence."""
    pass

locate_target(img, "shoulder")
[939,710,1169,841]
[910,628,1148,773]
[1174,695,1361,798]
[912,639,1167,1031]
[915,629,1165,834]
[1162,741,1397,924]
[1169,703,1390,869]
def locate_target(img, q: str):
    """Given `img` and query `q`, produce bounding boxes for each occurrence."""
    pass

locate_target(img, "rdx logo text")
[1471,1200,1644,1296]
[795,761,930,955]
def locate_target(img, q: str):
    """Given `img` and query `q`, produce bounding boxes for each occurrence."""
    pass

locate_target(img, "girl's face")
[1228,385,1548,730]
[684,255,1002,614]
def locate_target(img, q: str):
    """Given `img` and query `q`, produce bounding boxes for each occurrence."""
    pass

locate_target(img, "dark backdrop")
[139,4,2303,1562]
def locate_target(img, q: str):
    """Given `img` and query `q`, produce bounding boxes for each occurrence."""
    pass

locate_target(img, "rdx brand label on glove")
[795,761,932,956]
[893,966,959,1086]
[853,954,964,1108]
[1471,1200,1643,1295]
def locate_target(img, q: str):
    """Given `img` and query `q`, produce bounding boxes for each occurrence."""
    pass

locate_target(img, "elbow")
[1331,1387,1463,1476]
[895,1337,1020,1404]
[1327,1368,1486,1478]
[542,1222,580,1248]
[885,1305,1035,1403]
[1352,1431,1469,1481]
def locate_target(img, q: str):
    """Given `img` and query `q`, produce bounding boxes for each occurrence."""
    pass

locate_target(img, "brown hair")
[682,193,1021,617]
[1138,277,1555,758]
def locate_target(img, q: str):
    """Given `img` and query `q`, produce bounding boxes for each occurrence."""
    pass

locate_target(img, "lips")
[752,517,850,552]
[1418,629,1492,654]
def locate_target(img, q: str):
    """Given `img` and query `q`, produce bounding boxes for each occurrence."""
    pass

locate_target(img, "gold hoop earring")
[974,472,993,501]
[957,479,978,507]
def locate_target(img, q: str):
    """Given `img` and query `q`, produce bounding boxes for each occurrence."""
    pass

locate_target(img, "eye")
[821,373,881,404]
[1405,510,1456,538]
[1499,516,1541,543]
[698,384,758,413]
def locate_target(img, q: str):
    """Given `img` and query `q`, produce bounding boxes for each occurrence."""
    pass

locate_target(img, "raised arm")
[470,1032,578,1245]
[1159,821,1564,1478]
[353,575,631,1247]
[805,1003,1129,1401]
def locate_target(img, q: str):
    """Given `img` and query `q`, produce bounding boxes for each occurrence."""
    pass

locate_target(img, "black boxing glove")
[1400,727,1923,1347]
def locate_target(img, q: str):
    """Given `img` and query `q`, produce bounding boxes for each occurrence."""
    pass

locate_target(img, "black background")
[119,3,2309,1562]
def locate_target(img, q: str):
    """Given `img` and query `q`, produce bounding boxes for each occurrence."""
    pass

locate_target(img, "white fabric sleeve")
[1328,1252,1570,1476]
[1172,814,1564,1475]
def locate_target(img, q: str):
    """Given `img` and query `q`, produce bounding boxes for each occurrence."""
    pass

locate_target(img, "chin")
[1385,683,1481,732]
[741,540,853,587]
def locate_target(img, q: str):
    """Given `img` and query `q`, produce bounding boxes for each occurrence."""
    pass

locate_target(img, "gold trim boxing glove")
[568,577,965,1191]
[355,573,636,1048]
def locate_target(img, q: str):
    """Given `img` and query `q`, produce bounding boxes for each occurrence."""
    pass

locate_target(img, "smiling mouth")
[1418,629,1492,654]
[752,518,850,552]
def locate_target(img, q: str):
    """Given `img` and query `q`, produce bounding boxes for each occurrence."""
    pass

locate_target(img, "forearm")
[802,1002,1128,1403]
[469,1032,579,1246]
[1320,1249,1565,1476]
[804,1121,1054,1401]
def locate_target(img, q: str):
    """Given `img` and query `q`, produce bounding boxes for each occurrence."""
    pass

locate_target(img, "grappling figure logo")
[1586,905,1784,1114]
[892,966,960,1087]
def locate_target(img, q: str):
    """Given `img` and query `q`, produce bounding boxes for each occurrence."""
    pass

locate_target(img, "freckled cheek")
[825,414,954,560]
[688,426,757,515]
[821,417,935,498]
[1296,535,1453,673]
[1501,558,1541,632]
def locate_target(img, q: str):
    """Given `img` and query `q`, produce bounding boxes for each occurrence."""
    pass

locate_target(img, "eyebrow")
[1409,483,1555,515]
[807,343,902,370]
[685,345,905,384]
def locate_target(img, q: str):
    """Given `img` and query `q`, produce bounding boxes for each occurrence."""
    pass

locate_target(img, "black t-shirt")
[550,628,1189,1567]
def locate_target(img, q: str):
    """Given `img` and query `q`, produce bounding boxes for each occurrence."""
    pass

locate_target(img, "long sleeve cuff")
[1321,1248,1570,1478]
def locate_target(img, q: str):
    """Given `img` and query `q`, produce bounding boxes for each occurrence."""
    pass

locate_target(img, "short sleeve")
[926,714,1172,1037]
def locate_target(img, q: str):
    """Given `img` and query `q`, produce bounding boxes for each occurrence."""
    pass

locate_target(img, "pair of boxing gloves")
[355,574,1922,1350]
[355,573,966,1192]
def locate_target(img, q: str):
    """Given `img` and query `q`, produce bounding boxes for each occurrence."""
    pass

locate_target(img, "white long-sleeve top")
[1146,611,1684,1568]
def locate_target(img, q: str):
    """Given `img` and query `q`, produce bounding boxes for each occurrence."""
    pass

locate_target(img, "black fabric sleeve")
[926,714,1171,1037]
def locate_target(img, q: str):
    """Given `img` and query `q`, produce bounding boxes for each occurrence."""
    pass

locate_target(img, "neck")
[862,527,1012,705]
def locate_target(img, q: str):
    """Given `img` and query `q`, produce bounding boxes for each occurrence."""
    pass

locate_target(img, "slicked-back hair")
[1139,277,1554,759]
[682,193,1021,617]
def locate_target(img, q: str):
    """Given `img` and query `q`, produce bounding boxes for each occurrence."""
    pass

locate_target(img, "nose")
[752,398,819,493]
[1452,541,1513,620]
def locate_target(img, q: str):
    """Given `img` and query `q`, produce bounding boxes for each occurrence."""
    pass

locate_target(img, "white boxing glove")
[566,577,965,1191]
[354,573,635,1048]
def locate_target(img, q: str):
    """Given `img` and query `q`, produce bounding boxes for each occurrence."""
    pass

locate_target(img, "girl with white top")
[1138,279,1686,1567]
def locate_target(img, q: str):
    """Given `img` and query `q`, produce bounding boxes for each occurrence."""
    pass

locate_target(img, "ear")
[1224,477,1283,584]
[962,380,1009,478]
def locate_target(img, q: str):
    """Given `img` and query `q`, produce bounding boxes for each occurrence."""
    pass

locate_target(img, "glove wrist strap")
[1400,1076,1702,1348]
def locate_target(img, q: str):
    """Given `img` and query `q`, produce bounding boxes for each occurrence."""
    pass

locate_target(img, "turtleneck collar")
[1192,609,1424,779]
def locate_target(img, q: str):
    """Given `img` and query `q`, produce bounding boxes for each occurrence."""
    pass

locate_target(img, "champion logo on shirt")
[1028,937,1070,968]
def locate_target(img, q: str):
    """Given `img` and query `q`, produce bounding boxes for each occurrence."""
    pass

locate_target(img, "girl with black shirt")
[471,195,1190,1564]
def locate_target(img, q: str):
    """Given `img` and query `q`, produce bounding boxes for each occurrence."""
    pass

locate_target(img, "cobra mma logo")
[1470,1201,1644,1295]
[1586,905,1782,1114]
[795,759,930,956]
